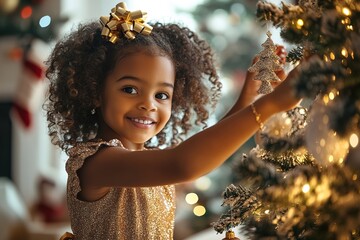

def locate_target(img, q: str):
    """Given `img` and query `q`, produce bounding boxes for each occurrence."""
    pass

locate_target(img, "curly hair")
[45,21,222,153]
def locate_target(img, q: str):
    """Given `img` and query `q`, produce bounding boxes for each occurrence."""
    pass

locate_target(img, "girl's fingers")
[273,45,287,88]
[275,69,287,81]
[271,70,286,89]
[271,81,281,88]
[248,46,287,90]
[252,56,259,64]
[246,56,259,81]
[275,45,287,65]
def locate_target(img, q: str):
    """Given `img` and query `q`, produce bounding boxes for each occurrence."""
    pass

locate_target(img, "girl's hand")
[267,65,302,112]
[221,46,289,121]
[239,45,287,106]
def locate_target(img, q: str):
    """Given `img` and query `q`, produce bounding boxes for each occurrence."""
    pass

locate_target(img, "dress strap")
[59,232,74,240]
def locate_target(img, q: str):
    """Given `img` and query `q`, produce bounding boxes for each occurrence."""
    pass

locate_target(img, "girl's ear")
[94,98,101,108]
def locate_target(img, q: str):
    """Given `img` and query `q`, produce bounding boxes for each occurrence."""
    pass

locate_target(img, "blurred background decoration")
[0,0,67,42]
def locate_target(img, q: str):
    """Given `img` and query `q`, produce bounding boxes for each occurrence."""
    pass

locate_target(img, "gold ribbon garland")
[100,2,153,43]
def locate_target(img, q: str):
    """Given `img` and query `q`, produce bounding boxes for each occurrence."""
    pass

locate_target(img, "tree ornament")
[248,31,283,94]
[222,230,240,240]
[287,46,304,64]
[305,99,349,166]
[255,106,308,147]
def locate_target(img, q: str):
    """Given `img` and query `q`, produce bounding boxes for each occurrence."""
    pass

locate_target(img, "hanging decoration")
[222,230,240,240]
[304,99,350,166]
[248,31,283,94]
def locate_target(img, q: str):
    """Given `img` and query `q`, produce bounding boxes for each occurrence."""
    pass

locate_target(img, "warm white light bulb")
[302,184,310,193]
[349,133,359,148]
[185,193,199,205]
[193,205,206,216]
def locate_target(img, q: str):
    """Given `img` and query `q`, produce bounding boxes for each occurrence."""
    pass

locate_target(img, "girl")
[46,3,299,239]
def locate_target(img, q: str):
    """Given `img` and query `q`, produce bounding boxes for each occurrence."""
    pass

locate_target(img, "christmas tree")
[213,0,360,239]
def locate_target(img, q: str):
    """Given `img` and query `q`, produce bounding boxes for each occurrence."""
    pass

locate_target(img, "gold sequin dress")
[65,139,176,239]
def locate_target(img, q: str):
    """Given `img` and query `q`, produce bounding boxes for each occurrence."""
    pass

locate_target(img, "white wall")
[59,0,202,35]
[0,0,67,206]
[12,105,66,206]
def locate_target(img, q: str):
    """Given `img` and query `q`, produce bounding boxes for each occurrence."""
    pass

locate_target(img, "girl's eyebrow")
[117,75,174,89]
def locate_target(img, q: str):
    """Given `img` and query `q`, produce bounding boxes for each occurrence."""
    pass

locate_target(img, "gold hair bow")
[100,2,153,43]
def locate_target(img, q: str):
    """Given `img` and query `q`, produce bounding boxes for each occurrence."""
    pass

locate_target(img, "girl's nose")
[138,97,157,111]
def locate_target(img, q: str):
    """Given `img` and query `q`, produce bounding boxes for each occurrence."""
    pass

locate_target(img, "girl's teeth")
[133,118,152,125]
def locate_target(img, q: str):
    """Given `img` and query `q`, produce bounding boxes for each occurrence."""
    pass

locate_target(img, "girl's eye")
[155,92,169,100]
[122,86,137,95]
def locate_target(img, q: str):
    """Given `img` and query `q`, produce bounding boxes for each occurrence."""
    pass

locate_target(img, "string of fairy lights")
[19,5,51,28]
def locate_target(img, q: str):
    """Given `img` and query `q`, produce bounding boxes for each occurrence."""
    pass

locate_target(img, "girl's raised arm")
[78,67,300,194]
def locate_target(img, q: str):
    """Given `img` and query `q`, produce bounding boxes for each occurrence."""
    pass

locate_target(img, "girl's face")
[97,52,175,150]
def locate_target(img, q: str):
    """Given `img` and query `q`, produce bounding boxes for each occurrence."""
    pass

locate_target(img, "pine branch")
[252,147,316,171]
[232,152,282,188]
[260,132,306,153]
[328,92,360,136]
[212,184,261,234]
[256,1,285,27]
[294,56,349,99]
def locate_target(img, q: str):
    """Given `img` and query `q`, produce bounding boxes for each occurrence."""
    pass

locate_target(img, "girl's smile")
[127,116,157,129]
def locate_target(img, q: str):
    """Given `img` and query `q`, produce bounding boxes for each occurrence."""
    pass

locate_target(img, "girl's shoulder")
[65,138,122,174]
[67,139,122,159]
